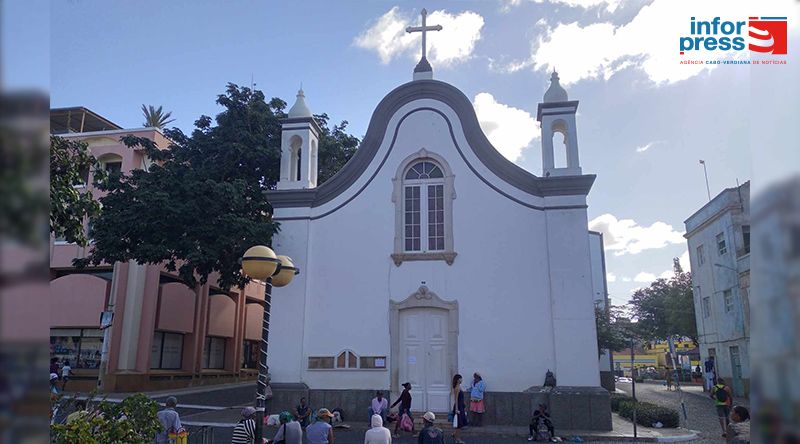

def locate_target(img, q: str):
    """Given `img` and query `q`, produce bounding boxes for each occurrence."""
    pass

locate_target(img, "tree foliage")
[51,393,162,444]
[314,113,359,184]
[595,304,635,355]
[79,84,359,290]
[628,258,697,343]
[50,136,105,246]
[141,104,175,129]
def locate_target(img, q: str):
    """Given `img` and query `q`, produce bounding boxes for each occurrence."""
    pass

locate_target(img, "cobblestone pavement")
[617,381,749,444]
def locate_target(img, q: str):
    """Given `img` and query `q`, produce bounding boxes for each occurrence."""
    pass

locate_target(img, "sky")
[39,0,798,306]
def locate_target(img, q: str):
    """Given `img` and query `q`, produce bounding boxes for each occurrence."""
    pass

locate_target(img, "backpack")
[714,385,729,403]
[400,413,413,432]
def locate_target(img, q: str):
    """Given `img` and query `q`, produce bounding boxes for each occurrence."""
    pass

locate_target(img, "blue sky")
[42,0,797,305]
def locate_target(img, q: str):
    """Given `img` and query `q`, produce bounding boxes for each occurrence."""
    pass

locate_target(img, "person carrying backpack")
[711,377,733,437]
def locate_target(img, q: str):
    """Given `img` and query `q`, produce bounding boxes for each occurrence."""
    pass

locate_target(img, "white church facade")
[263,23,611,428]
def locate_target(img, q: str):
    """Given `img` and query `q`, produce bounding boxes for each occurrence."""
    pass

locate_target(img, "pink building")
[50,107,265,392]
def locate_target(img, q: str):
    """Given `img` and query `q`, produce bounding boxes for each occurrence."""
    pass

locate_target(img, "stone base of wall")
[600,371,616,392]
[265,385,611,431]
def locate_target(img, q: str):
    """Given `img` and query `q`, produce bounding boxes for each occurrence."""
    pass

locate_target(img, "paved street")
[617,381,749,444]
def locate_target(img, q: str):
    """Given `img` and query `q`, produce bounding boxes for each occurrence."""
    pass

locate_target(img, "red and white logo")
[749,17,788,55]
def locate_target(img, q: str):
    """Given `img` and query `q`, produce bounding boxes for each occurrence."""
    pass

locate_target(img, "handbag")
[167,428,188,444]
[400,413,413,432]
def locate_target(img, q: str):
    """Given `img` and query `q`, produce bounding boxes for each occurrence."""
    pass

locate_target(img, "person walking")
[369,391,389,423]
[711,377,733,437]
[469,373,486,427]
[154,396,182,444]
[390,382,413,438]
[231,407,257,444]
[417,412,445,444]
[60,360,72,391]
[364,414,392,444]
[450,374,467,444]
[270,411,303,444]
[307,408,335,444]
[295,397,312,428]
[49,373,60,396]
[704,356,716,391]
[726,405,750,444]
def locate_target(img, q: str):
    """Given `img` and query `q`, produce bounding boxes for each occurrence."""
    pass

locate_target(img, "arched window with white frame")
[403,160,445,252]
[392,150,456,266]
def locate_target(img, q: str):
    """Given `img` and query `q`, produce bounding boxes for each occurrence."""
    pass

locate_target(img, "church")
[263,13,610,429]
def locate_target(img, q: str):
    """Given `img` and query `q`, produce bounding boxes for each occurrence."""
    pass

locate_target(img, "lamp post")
[241,245,299,444]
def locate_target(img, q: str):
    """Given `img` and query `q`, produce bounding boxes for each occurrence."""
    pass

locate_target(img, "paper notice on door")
[408,356,417,365]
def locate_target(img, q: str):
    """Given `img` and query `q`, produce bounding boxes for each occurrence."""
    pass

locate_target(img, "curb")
[656,430,700,442]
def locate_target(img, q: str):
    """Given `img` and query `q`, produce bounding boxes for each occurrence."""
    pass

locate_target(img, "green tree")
[314,113,359,184]
[595,304,635,355]
[141,104,175,129]
[51,393,162,444]
[79,84,358,289]
[628,258,697,344]
[50,136,105,246]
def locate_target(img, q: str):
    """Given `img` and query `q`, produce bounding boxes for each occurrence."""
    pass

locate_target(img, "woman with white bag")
[450,374,467,444]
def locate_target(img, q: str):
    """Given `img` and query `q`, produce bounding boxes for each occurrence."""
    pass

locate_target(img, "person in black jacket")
[391,382,414,437]
[528,403,555,441]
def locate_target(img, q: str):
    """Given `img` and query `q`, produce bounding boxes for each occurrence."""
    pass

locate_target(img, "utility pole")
[668,336,689,428]
[699,160,711,201]
[630,337,637,439]
[97,262,121,392]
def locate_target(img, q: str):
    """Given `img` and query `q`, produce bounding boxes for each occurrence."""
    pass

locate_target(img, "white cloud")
[659,270,674,279]
[514,0,775,85]
[354,7,484,67]
[473,93,540,162]
[678,250,690,272]
[606,272,617,282]
[636,140,664,153]
[634,272,656,283]
[589,213,686,256]
[501,0,621,13]
[622,277,632,282]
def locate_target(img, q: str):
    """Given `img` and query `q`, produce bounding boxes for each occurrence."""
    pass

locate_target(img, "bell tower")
[278,88,320,190]
[537,71,582,177]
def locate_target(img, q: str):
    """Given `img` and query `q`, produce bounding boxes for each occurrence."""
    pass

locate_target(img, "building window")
[702,297,711,318]
[50,328,104,369]
[723,289,734,313]
[741,225,750,255]
[308,356,335,369]
[359,356,387,369]
[403,161,444,252]
[716,233,728,256]
[151,331,184,370]
[392,151,457,265]
[203,336,226,369]
[241,339,259,369]
[336,350,359,369]
[696,244,705,266]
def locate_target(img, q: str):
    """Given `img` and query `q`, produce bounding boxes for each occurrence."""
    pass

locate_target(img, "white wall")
[269,98,600,391]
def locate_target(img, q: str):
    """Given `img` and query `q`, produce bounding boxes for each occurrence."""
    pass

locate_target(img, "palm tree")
[141,105,175,129]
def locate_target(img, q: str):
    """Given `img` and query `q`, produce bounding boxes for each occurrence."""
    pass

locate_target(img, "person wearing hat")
[49,373,60,396]
[528,403,554,442]
[418,412,445,444]
[155,396,182,444]
[269,411,303,444]
[230,406,257,444]
[306,408,335,444]
[390,382,414,437]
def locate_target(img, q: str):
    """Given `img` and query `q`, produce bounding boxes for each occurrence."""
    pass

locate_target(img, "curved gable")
[268,80,595,212]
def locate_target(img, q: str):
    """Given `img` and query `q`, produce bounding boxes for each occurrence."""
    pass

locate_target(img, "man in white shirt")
[368,391,389,423]
[155,396,182,444]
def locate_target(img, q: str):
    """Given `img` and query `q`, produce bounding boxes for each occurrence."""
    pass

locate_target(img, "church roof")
[543,71,568,103]
[268,80,594,213]
[288,88,312,118]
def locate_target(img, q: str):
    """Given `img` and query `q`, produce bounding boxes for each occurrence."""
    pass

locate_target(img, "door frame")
[389,285,459,406]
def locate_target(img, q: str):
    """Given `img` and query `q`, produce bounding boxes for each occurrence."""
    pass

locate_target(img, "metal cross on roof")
[406,9,442,61]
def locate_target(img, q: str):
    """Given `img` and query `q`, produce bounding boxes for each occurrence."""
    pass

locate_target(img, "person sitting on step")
[368,390,389,423]
[528,403,555,442]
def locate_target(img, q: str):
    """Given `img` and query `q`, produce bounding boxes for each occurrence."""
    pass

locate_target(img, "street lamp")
[241,245,299,444]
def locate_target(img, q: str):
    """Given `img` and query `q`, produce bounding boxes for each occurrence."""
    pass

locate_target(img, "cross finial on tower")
[406,8,443,79]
